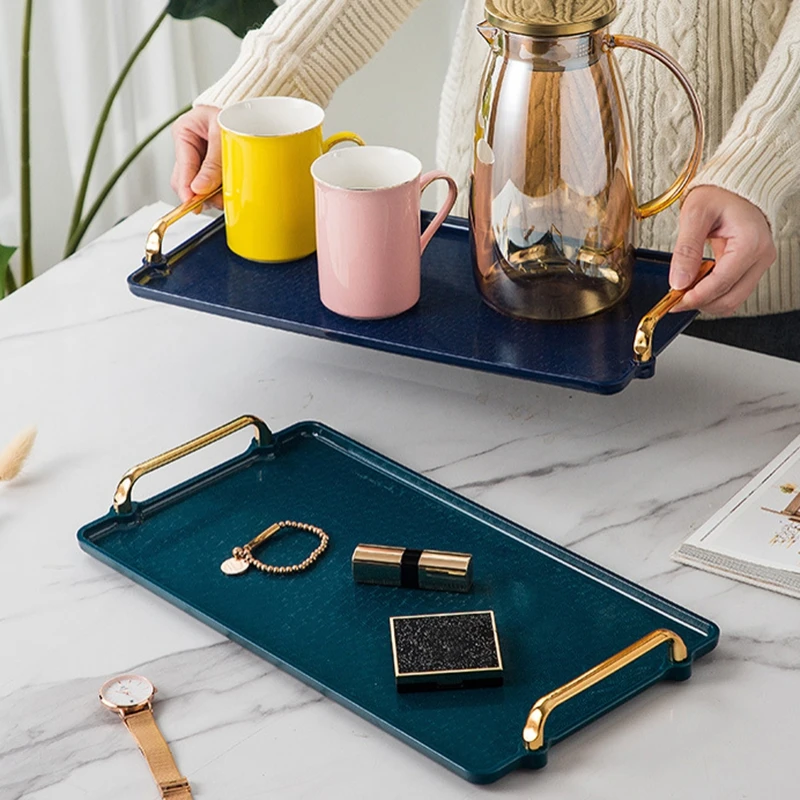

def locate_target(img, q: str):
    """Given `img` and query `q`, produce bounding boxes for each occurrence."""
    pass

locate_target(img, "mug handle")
[323,132,365,151]
[419,171,458,253]
[605,34,705,219]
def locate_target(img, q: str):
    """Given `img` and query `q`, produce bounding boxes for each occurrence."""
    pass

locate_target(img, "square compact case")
[390,610,503,691]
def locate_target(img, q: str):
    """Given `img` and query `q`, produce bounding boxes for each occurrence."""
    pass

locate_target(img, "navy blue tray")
[77,415,718,783]
[129,214,697,395]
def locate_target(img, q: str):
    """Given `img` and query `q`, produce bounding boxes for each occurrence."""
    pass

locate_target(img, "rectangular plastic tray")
[129,214,699,394]
[77,415,719,783]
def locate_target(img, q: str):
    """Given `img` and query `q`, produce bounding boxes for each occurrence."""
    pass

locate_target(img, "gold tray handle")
[633,258,714,362]
[145,187,223,264]
[522,628,688,751]
[113,414,273,514]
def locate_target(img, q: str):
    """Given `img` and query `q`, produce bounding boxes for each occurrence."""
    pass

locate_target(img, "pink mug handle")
[419,171,458,254]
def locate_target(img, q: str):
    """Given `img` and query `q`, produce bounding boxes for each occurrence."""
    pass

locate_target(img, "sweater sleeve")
[193,0,422,110]
[688,0,800,229]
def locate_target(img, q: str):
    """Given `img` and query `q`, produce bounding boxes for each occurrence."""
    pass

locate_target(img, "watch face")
[99,675,155,710]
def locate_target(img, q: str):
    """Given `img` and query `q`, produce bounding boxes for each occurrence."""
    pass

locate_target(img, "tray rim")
[127,214,700,395]
[77,418,719,782]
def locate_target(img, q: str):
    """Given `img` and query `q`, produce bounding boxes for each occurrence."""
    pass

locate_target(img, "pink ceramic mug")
[311,145,458,319]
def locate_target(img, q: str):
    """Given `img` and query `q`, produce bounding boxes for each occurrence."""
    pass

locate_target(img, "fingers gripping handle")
[633,258,715,362]
[145,187,222,263]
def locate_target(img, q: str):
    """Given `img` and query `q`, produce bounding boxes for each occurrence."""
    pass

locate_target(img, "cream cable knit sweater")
[195,0,800,316]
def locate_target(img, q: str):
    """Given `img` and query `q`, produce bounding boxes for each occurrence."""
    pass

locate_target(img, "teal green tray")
[77,416,718,783]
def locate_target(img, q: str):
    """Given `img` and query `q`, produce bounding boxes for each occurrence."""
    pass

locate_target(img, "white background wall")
[0,0,461,279]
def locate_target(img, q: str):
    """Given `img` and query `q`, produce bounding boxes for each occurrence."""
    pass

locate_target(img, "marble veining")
[2,203,800,798]
[1,641,322,800]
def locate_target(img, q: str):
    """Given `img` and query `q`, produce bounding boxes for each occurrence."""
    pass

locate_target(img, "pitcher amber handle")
[322,132,365,151]
[419,171,458,253]
[605,35,705,219]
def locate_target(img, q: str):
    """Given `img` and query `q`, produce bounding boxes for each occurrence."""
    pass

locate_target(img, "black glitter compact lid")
[389,610,504,692]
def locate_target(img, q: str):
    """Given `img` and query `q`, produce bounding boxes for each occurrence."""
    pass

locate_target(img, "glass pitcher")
[470,0,704,321]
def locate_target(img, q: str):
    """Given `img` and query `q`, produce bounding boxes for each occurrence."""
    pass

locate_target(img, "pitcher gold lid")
[485,0,617,36]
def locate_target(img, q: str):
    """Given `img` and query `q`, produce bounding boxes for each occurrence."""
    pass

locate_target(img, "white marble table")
[2,203,799,799]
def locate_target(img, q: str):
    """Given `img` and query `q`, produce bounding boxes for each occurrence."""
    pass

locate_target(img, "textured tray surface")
[78,422,718,782]
[129,215,696,394]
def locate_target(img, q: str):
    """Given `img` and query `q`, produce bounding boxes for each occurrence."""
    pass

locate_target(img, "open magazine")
[672,432,800,598]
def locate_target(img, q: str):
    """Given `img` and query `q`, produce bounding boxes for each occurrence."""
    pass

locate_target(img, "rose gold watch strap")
[123,708,192,799]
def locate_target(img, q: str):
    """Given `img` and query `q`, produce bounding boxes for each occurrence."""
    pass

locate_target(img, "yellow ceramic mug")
[218,97,364,262]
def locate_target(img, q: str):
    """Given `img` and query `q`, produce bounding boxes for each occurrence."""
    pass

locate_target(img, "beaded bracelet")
[220,520,329,576]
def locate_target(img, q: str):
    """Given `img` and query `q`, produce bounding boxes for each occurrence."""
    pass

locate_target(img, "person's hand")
[170,104,223,209]
[669,186,777,315]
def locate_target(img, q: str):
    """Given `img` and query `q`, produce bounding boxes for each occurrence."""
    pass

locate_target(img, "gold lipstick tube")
[352,544,472,593]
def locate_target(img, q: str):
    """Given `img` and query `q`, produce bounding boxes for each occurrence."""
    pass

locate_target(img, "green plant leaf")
[167,0,277,38]
[0,244,17,300]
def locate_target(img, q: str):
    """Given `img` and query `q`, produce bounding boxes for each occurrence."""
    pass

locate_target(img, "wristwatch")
[99,674,192,799]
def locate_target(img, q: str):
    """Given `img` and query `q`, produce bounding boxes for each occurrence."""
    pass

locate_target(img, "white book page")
[676,435,800,574]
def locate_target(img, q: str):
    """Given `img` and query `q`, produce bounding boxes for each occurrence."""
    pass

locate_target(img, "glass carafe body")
[470,25,702,321]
